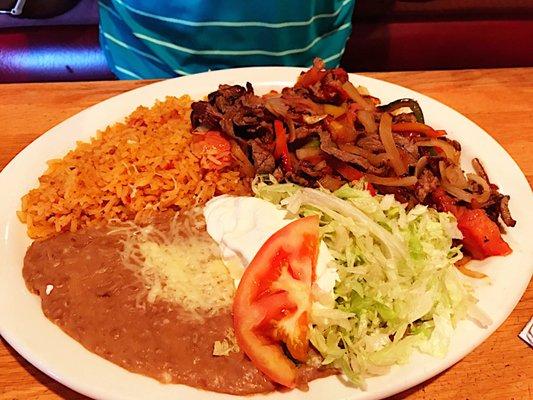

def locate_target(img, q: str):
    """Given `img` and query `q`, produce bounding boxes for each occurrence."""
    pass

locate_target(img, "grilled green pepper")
[378,98,425,123]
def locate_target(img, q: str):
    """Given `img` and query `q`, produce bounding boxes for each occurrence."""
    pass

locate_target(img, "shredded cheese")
[117,210,235,317]
[138,238,234,312]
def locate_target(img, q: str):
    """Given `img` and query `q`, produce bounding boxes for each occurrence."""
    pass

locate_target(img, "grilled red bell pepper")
[328,158,376,195]
[391,122,444,138]
[273,120,293,173]
[295,66,326,88]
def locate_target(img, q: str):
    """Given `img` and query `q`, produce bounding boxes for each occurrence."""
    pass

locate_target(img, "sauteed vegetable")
[191,58,515,261]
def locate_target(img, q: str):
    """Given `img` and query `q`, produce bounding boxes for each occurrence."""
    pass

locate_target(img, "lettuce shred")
[253,176,482,388]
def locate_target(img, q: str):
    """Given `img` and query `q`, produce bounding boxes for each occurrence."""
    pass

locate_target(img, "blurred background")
[0,0,532,83]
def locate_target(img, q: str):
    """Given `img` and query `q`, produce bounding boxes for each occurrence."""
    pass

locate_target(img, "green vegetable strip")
[379,98,425,123]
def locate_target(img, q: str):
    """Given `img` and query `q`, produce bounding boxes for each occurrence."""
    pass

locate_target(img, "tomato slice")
[457,209,512,259]
[233,216,319,388]
[431,188,512,259]
[191,131,232,170]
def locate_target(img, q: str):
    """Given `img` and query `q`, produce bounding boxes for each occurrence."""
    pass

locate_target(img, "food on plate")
[18,96,250,240]
[18,59,515,394]
[232,216,319,388]
[431,187,512,260]
[23,210,332,394]
[203,195,338,293]
[190,58,515,261]
[254,178,490,386]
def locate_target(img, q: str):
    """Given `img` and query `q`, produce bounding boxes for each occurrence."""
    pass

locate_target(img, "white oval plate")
[0,67,532,400]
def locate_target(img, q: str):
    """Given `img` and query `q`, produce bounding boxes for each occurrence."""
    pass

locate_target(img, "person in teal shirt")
[99,0,356,79]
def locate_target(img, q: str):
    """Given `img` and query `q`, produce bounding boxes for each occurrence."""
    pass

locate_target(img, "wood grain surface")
[0,68,532,400]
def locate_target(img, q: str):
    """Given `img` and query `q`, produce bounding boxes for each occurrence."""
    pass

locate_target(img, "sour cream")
[203,195,338,294]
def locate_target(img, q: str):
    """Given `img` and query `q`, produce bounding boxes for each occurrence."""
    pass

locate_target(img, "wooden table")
[0,69,532,400]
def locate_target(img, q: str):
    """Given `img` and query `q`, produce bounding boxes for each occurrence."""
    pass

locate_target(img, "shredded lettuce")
[253,176,484,388]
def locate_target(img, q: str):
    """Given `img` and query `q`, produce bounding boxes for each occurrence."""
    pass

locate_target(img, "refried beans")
[22,215,335,394]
